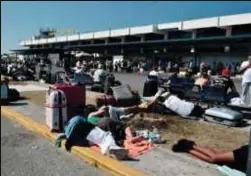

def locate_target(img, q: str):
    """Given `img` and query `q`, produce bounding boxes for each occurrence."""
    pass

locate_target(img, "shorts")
[109,106,126,121]
[233,145,249,172]
[189,105,205,117]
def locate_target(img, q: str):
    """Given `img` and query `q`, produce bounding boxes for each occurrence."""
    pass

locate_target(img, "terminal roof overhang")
[11,48,68,54]
[68,34,251,49]
[20,13,251,47]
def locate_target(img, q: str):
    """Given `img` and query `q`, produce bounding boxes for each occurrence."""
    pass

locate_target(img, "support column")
[105,38,109,44]
[226,27,232,37]
[164,33,169,40]
[192,30,197,39]
[121,48,124,55]
[141,36,145,42]
[140,48,144,54]
[121,37,125,44]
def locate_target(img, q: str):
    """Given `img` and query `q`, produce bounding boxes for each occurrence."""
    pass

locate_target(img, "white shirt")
[241,61,251,84]
[93,69,105,82]
[149,70,160,77]
[163,95,194,117]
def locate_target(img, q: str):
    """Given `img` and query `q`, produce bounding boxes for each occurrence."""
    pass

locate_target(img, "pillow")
[112,84,133,100]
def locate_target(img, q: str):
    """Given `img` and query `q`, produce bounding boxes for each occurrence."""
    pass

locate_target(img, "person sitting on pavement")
[195,72,210,88]
[148,66,165,84]
[93,64,106,83]
[172,139,249,173]
[212,68,237,94]
[166,68,179,85]
[149,66,160,77]
[74,60,83,74]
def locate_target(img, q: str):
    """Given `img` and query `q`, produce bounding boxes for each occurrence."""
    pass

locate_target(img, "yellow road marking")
[1,106,147,176]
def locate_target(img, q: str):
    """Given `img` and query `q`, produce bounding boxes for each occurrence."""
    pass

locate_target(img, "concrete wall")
[182,17,218,30]
[94,30,110,39]
[130,25,154,35]
[80,33,94,40]
[219,13,251,27]
[68,34,79,41]
[110,28,130,37]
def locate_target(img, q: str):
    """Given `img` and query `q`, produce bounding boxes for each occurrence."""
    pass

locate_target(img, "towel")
[217,165,246,176]
[123,136,156,157]
[89,136,156,158]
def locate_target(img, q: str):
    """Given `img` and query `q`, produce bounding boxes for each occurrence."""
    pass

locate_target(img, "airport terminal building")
[17,13,251,67]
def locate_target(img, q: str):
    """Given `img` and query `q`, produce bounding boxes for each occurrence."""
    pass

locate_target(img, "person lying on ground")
[87,89,165,123]
[158,92,205,118]
[55,115,129,160]
[212,68,237,93]
[87,115,138,146]
[172,139,249,173]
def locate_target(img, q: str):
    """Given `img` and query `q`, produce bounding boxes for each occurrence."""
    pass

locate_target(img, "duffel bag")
[96,94,116,107]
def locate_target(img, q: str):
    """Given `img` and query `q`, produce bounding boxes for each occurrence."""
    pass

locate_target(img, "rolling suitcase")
[112,85,140,107]
[52,84,86,119]
[8,88,20,102]
[45,88,68,132]
[204,107,243,127]
[143,79,158,97]
[96,94,116,107]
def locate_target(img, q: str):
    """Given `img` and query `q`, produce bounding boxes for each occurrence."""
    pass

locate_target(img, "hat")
[222,68,230,77]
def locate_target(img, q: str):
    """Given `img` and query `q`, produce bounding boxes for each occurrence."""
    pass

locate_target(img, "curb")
[1,106,147,176]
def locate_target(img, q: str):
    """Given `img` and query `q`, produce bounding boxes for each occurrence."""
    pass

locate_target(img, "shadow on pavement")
[3,102,29,106]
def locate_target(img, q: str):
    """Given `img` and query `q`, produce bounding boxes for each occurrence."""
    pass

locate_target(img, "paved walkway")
[1,117,107,176]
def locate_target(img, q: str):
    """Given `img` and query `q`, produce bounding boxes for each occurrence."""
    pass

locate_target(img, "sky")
[2,1,251,54]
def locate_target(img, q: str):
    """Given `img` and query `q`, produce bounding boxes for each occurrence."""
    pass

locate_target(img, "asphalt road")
[1,116,108,176]
[113,72,243,95]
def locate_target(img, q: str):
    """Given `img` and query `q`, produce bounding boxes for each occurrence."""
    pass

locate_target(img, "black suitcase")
[8,89,20,102]
[143,79,158,97]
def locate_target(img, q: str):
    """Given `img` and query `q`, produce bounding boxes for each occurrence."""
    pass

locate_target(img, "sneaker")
[177,139,195,150]
[154,88,165,99]
[107,145,129,160]
[172,139,195,153]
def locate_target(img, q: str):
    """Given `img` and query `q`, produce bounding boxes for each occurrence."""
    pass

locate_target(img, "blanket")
[90,136,156,157]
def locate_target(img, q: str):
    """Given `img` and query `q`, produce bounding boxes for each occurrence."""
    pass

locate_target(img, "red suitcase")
[96,94,116,107]
[52,84,86,119]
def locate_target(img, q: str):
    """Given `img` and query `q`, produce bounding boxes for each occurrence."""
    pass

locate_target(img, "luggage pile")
[45,81,141,132]
[45,83,86,132]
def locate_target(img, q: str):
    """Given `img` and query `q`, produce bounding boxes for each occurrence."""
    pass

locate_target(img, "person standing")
[240,55,251,106]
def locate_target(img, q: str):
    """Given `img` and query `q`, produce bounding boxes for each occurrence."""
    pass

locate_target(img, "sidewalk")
[3,99,222,176]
